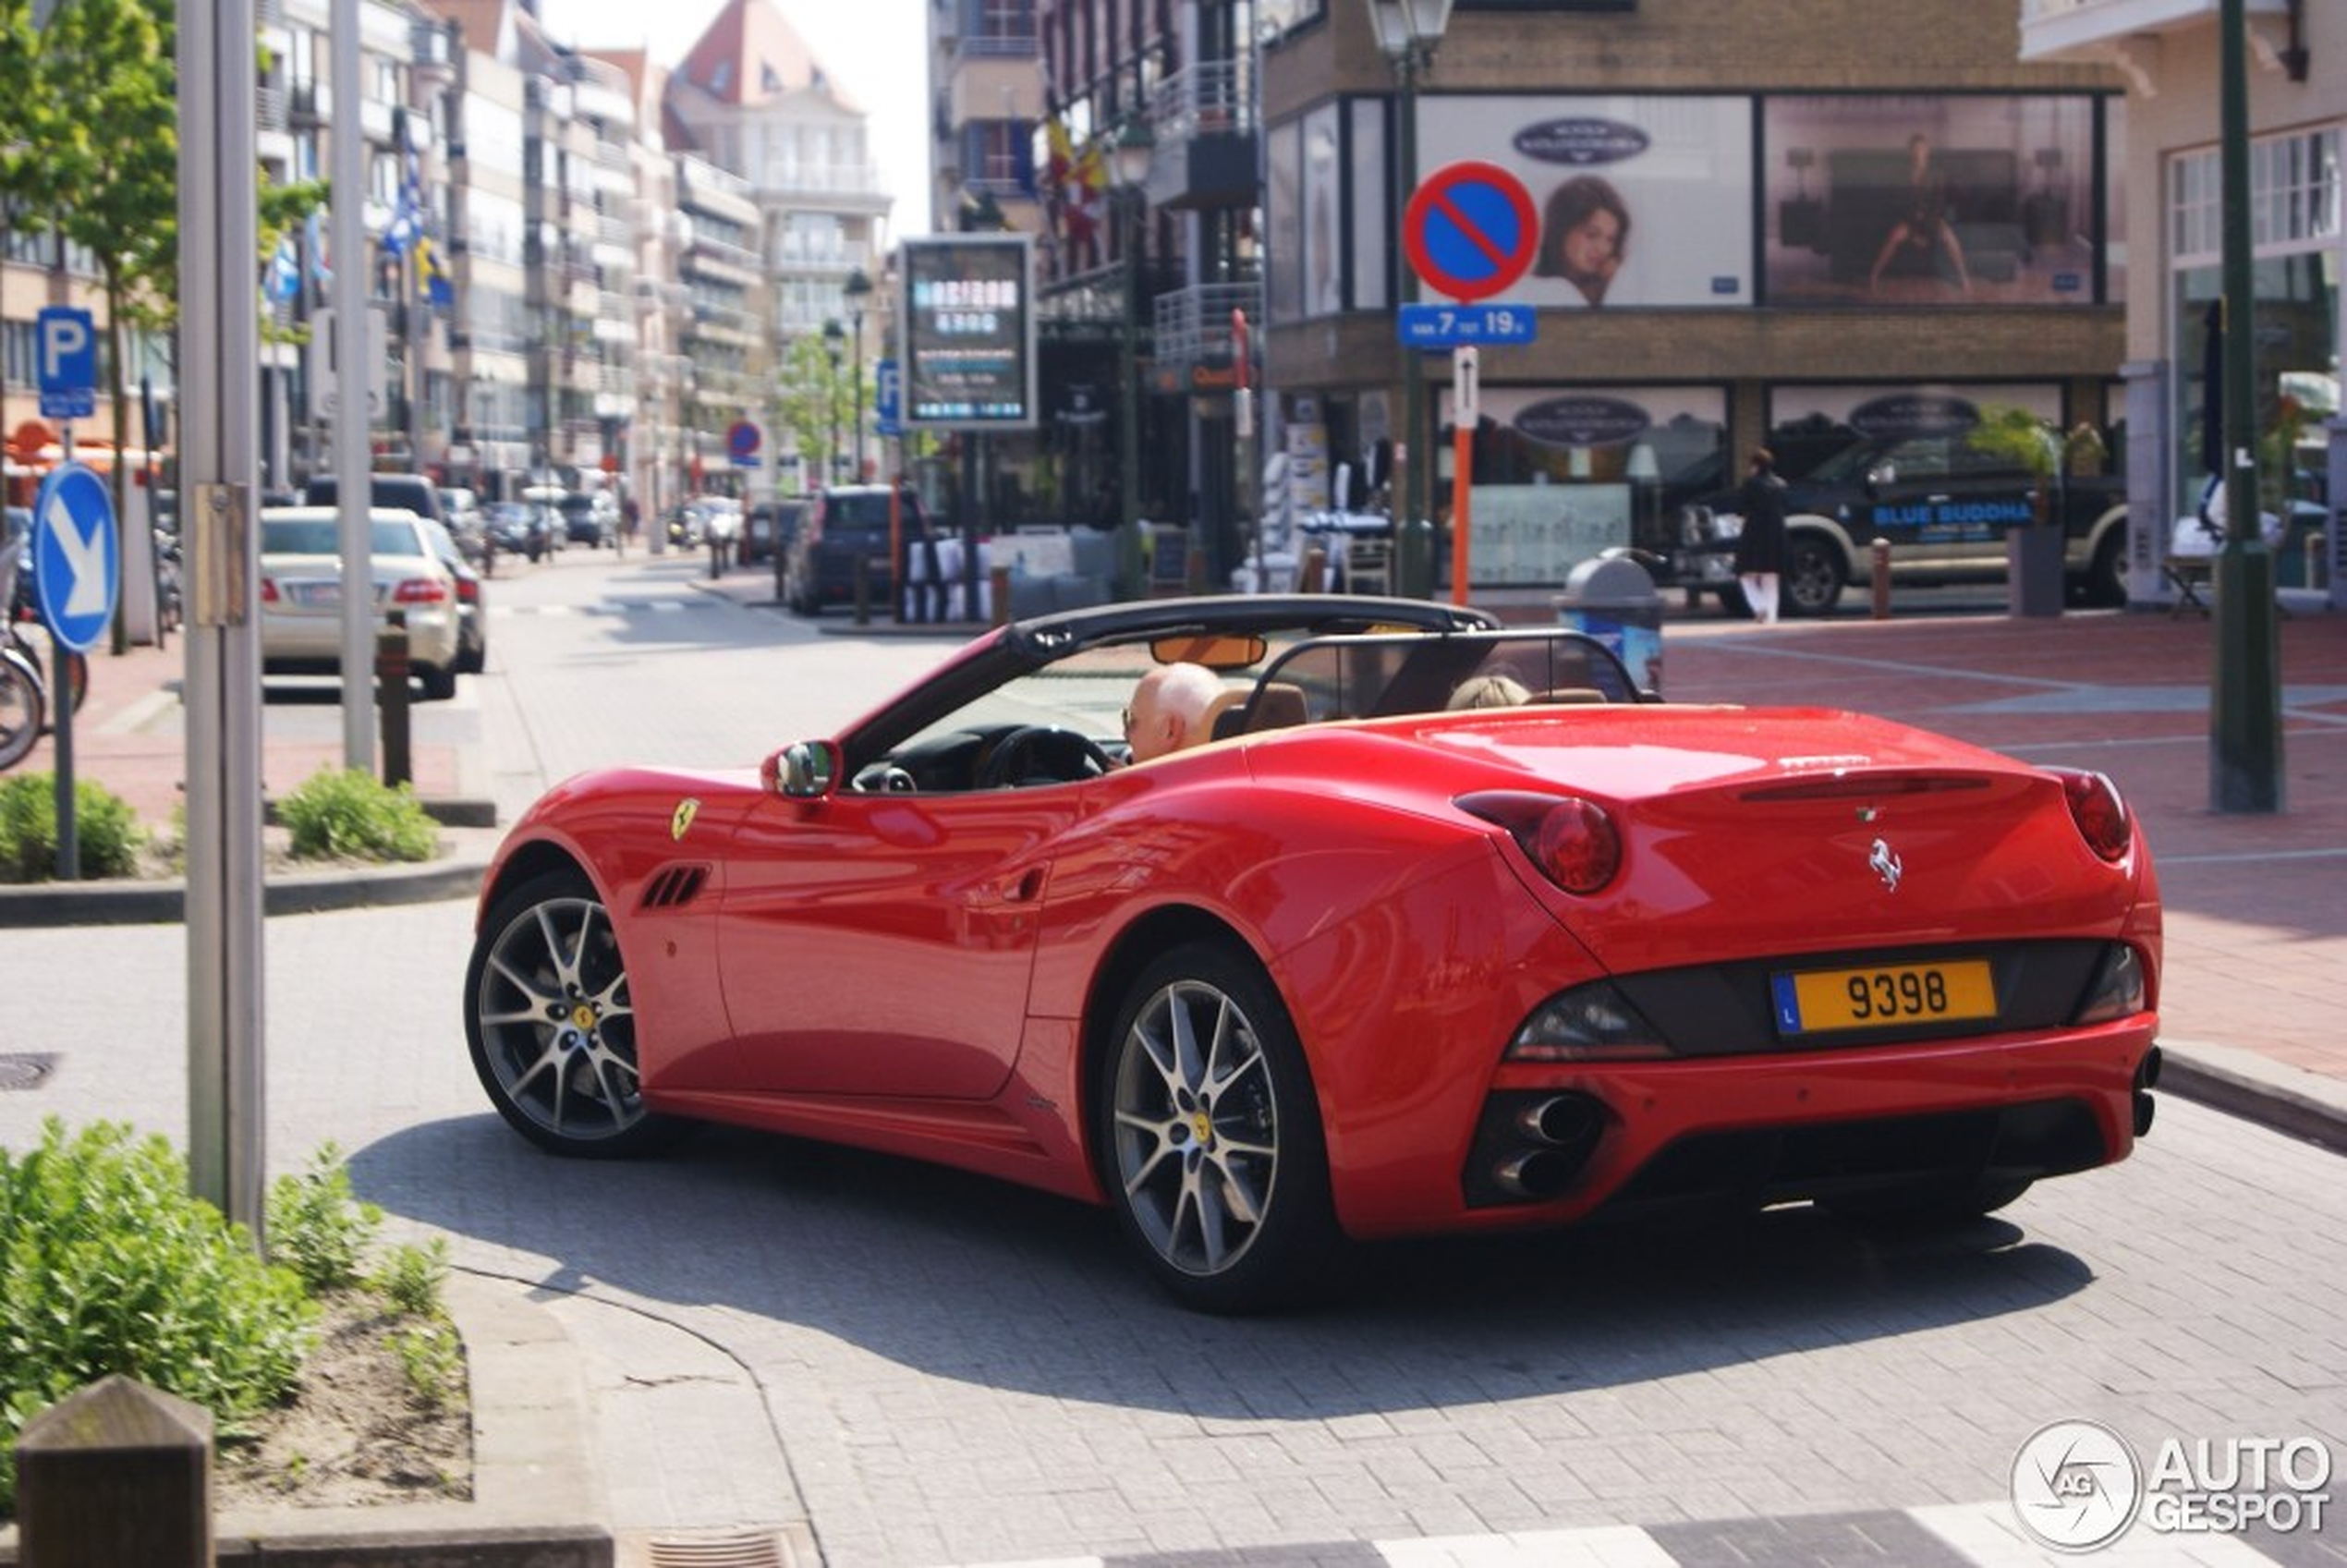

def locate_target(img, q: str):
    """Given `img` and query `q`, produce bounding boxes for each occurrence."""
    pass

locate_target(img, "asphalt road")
[6,552,2340,1567]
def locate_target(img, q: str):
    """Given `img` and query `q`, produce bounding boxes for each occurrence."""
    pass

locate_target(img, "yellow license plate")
[1772,959,1996,1035]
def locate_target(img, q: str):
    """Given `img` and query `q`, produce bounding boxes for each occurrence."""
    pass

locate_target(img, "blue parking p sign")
[36,307,98,420]
[32,462,119,654]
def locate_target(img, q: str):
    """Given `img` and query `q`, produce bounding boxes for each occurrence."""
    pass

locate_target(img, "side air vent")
[639,865,711,910]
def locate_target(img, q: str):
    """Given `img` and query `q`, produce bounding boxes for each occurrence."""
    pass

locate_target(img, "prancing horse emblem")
[1867,836,1903,893]
[671,798,700,841]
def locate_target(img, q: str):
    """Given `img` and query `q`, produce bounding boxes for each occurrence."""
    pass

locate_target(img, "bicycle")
[0,642,43,772]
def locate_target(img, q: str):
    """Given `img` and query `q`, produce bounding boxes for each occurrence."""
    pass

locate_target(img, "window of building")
[2167,126,2339,567]
[963,121,1034,194]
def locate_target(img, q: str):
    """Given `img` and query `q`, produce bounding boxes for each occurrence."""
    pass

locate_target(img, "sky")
[533,0,934,239]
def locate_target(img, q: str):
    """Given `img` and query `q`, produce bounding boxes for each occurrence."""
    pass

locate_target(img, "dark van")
[784,486,918,615]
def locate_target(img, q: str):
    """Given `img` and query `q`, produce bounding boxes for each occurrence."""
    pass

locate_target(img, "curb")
[0,1273,612,1567]
[2155,1039,2347,1157]
[0,822,500,930]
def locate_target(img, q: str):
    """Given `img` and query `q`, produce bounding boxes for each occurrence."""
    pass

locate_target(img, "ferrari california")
[464,595,2162,1312]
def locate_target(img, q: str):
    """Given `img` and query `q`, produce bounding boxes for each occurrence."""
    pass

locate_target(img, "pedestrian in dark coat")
[1733,447,1789,624]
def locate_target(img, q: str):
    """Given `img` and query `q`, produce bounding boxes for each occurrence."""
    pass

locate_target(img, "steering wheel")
[974,725,1114,790]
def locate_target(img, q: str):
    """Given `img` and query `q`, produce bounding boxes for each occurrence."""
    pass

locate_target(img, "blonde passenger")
[1447,674,1531,710]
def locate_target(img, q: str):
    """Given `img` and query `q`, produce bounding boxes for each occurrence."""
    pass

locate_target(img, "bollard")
[1871,537,1892,620]
[990,563,1012,627]
[17,1375,214,1566]
[1298,545,1327,594]
[851,554,871,625]
[376,612,413,788]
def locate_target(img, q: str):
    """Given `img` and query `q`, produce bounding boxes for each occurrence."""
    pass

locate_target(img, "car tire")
[1821,1175,2033,1226]
[1781,534,1846,618]
[1096,939,1343,1314]
[465,868,685,1159]
[419,663,459,701]
[2082,530,2128,608]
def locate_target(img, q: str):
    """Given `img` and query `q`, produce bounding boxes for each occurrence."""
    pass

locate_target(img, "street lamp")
[844,269,873,480]
[821,318,845,487]
[1365,0,1455,597]
[1112,115,1155,598]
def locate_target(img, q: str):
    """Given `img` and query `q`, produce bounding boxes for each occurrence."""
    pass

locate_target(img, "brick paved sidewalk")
[6,632,464,827]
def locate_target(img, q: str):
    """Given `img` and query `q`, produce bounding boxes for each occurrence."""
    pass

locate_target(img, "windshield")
[262,517,428,556]
[871,627,1641,793]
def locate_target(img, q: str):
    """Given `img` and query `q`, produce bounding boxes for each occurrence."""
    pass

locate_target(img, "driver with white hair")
[1123,661,1223,763]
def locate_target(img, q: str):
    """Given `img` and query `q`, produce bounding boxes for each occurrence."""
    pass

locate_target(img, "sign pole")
[1450,346,1478,607]
[55,418,79,881]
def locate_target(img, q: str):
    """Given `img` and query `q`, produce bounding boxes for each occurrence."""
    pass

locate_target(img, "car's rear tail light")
[260,577,281,603]
[1505,980,1671,1062]
[393,577,449,604]
[453,576,480,604]
[1457,790,1622,894]
[2073,942,2147,1025]
[2053,768,2132,861]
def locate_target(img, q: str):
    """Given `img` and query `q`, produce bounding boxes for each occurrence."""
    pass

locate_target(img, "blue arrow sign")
[31,462,119,654]
[36,307,98,420]
[1398,302,1539,349]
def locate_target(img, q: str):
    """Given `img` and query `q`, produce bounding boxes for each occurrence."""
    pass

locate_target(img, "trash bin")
[2007,513,2064,618]
[1556,556,1663,694]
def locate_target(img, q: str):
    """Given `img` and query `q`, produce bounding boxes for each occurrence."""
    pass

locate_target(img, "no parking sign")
[1401,162,1538,304]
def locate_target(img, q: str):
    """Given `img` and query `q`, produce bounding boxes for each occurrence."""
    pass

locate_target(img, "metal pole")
[179,0,269,1237]
[1119,188,1144,597]
[2209,0,2283,812]
[332,0,374,771]
[851,308,865,480]
[1395,53,1428,594]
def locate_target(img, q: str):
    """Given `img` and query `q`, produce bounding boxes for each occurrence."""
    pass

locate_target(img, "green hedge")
[0,773,146,882]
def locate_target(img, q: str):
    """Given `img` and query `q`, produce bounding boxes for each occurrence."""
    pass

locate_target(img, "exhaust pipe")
[1517,1094,1602,1148]
[1493,1149,1578,1200]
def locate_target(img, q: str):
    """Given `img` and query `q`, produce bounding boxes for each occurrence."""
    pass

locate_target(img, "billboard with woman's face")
[1416,95,1752,308]
[1761,94,2105,307]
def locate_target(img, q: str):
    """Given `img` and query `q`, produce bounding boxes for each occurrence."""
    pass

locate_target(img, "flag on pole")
[307,209,332,290]
[417,235,455,307]
[380,152,423,259]
[264,234,301,303]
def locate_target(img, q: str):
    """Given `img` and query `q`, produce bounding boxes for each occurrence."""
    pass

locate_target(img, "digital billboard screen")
[901,236,1038,430]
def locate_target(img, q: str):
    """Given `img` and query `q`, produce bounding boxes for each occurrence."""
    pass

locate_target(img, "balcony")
[1144,61,1259,212]
[2019,0,2303,87]
[1152,280,1263,372]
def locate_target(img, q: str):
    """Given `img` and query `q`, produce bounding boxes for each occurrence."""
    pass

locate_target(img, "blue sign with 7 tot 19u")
[1397,302,1539,349]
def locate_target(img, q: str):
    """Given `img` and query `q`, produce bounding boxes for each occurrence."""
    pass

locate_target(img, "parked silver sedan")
[259,507,464,699]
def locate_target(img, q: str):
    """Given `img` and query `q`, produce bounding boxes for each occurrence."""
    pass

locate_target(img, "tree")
[0,0,70,434]
[773,332,869,492]
[33,0,179,650]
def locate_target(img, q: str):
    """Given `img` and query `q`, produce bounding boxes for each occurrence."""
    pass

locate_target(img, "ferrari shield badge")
[671,798,700,842]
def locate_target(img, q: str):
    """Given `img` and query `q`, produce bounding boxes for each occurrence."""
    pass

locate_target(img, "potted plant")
[1966,405,2109,617]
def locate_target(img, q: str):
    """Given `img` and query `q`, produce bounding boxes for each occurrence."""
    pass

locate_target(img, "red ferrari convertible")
[465,595,2161,1312]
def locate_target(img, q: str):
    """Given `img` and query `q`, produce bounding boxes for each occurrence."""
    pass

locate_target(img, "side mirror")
[766,739,839,800]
